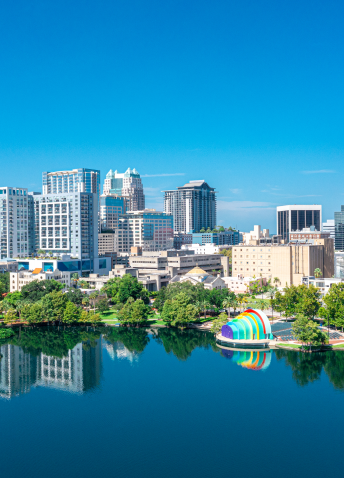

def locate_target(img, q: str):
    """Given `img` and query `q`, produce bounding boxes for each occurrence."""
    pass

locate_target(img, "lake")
[1,326,344,478]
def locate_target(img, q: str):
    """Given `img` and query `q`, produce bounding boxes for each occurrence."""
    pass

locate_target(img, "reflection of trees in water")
[103,327,150,354]
[323,352,344,390]
[154,328,217,361]
[275,349,344,390]
[7,326,102,358]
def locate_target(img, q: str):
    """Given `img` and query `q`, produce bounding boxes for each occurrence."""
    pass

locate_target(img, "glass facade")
[335,206,344,251]
[57,261,81,272]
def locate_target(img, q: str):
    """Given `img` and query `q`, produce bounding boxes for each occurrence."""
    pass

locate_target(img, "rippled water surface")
[1,326,344,478]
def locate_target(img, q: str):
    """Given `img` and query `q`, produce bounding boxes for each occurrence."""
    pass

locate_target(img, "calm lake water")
[1,326,344,478]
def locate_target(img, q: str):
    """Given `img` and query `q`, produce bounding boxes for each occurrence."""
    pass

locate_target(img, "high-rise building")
[0,187,29,259]
[163,180,217,234]
[276,205,322,242]
[103,168,145,211]
[42,168,100,196]
[100,194,128,231]
[32,192,98,261]
[116,210,173,253]
[323,219,335,240]
[335,206,344,251]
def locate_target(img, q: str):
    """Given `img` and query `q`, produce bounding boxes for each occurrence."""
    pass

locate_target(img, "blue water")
[1,327,343,478]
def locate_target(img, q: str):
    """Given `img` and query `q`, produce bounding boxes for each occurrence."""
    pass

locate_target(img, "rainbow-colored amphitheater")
[221,309,273,341]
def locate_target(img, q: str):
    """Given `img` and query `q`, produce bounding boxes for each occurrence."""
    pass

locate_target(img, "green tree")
[272,285,299,319]
[292,314,328,351]
[21,279,63,302]
[0,272,10,293]
[296,284,321,318]
[161,292,198,327]
[314,268,322,278]
[4,308,18,324]
[78,280,89,289]
[117,298,151,326]
[218,226,225,232]
[96,298,109,313]
[88,311,102,326]
[101,274,149,304]
[63,301,81,324]
[319,283,344,331]
[25,302,43,324]
[65,287,84,305]
[3,291,22,307]
[210,313,228,334]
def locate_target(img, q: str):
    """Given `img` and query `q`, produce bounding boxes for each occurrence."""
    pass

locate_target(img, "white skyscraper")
[0,187,29,259]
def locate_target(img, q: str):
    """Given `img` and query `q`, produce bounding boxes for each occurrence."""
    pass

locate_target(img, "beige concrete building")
[98,233,117,255]
[223,275,266,294]
[10,269,71,292]
[129,250,229,277]
[232,239,334,286]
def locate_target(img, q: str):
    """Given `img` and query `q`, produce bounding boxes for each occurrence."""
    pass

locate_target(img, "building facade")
[103,168,145,211]
[42,169,100,197]
[323,219,335,240]
[335,206,344,251]
[277,205,322,242]
[10,269,71,292]
[191,230,240,246]
[14,255,111,276]
[100,194,128,231]
[32,192,98,261]
[116,210,173,253]
[232,240,334,286]
[164,180,217,233]
[0,187,29,259]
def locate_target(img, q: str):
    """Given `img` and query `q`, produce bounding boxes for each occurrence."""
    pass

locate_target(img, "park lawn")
[100,308,118,321]
[277,343,301,349]
[332,343,344,348]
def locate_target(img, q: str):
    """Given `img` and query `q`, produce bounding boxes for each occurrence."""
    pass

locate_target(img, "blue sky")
[1,0,343,232]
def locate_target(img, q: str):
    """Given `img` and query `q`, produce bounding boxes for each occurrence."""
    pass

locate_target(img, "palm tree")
[314,268,322,278]
[222,298,232,316]
[266,287,278,324]
[273,277,280,288]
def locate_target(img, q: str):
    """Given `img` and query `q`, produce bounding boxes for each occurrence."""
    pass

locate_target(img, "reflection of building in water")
[220,349,272,371]
[103,341,139,363]
[0,344,38,399]
[0,339,102,399]
[36,339,102,393]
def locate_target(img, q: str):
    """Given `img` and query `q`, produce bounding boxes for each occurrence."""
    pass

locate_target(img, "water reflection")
[1,327,344,399]
[220,348,272,371]
[0,327,102,399]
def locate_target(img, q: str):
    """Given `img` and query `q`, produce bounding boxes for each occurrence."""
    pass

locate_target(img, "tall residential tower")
[163,180,217,234]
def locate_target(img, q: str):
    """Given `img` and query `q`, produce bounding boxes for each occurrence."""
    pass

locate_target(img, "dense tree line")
[0,279,102,326]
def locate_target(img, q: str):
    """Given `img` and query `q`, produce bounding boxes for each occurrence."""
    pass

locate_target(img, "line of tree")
[0,279,102,326]
[272,283,344,331]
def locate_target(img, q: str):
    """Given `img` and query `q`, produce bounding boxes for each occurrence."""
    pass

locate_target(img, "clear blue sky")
[1,0,343,232]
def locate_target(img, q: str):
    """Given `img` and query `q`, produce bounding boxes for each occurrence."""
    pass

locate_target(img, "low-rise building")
[181,244,231,255]
[129,249,229,277]
[223,275,266,294]
[170,266,226,290]
[289,227,331,243]
[10,269,71,292]
[13,255,111,276]
[302,276,344,297]
[232,240,334,286]
[191,230,241,246]
[0,259,18,273]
